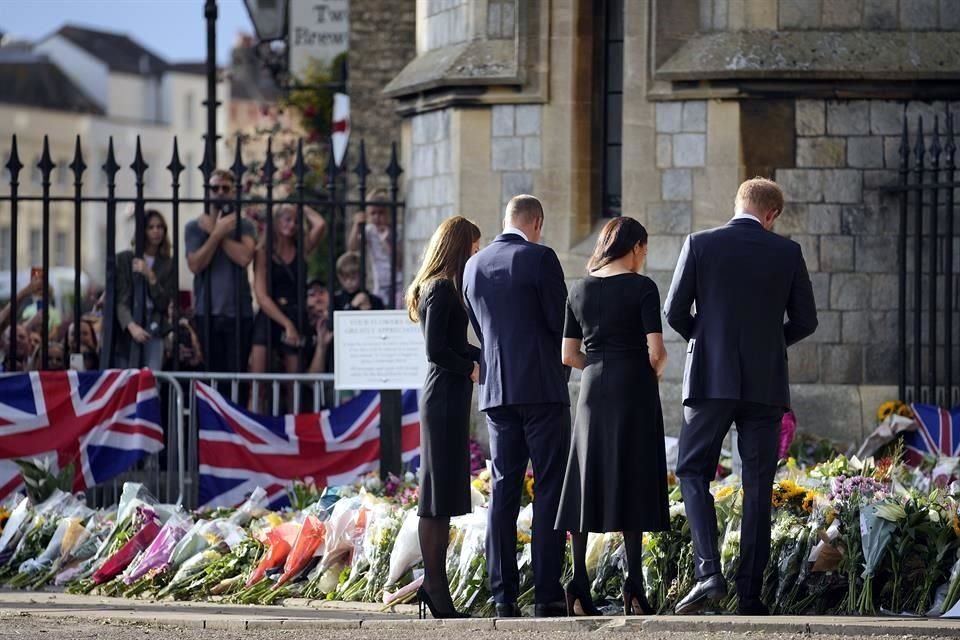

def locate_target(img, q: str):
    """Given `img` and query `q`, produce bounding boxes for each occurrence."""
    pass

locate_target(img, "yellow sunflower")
[524,475,535,500]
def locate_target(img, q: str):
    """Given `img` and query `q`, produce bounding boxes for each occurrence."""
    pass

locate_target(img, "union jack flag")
[0,369,164,500]
[905,403,960,465]
[196,382,420,508]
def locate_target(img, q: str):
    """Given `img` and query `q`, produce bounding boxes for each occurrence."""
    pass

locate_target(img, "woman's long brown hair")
[587,216,648,272]
[406,216,481,322]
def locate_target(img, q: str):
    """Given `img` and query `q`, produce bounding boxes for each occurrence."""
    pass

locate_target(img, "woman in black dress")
[405,216,481,618]
[555,216,670,616]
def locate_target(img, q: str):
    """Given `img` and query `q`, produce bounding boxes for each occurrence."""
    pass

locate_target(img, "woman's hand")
[132,258,156,284]
[127,322,150,344]
[282,323,302,347]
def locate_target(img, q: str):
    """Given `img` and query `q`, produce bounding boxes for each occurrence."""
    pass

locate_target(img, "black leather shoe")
[495,603,521,618]
[534,601,568,617]
[736,597,769,616]
[674,574,728,615]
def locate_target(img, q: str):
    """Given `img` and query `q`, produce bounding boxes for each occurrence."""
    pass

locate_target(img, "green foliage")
[14,458,74,503]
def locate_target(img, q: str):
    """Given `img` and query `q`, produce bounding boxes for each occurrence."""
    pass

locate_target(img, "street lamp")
[244,0,288,41]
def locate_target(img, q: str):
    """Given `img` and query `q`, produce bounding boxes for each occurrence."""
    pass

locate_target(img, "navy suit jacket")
[463,234,569,411]
[663,218,818,409]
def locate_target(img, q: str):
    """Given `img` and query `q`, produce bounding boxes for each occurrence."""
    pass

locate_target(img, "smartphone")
[70,353,85,371]
[35,299,45,311]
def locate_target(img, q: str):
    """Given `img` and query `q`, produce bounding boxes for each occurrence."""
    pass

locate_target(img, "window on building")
[29,228,42,267]
[54,230,68,267]
[185,152,195,196]
[487,0,516,39]
[56,160,69,187]
[31,157,42,186]
[0,227,10,270]
[185,91,195,130]
[601,0,624,218]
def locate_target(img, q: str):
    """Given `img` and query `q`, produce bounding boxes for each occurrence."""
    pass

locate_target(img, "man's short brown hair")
[735,177,784,215]
[211,168,236,184]
[505,194,544,225]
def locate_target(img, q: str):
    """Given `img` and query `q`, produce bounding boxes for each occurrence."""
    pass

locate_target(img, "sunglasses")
[210,184,233,193]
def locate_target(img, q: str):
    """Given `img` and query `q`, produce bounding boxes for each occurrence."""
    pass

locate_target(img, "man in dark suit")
[463,195,570,618]
[664,177,818,616]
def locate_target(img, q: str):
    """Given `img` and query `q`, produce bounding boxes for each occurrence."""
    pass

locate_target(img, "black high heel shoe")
[564,582,602,616]
[622,577,654,615]
[417,586,471,619]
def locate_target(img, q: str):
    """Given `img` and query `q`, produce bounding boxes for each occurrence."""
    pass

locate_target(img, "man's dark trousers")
[676,399,784,598]
[485,403,570,606]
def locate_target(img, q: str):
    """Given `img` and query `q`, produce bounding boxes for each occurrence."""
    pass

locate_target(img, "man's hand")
[351,211,366,227]
[470,362,480,383]
[127,322,150,344]
[213,213,237,238]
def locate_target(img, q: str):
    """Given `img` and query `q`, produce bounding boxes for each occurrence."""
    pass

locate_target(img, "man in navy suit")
[463,195,570,618]
[664,178,818,616]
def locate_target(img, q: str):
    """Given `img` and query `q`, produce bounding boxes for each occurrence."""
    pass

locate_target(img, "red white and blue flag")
[0,369,164,500]
[905,403,960,465]
[196,382,420,508]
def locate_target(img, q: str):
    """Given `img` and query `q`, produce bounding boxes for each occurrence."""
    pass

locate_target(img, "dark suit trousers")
[676,400,783,598]
[485,403,570,605]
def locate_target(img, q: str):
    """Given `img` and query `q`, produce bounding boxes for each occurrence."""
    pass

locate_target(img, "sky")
[0,0,254,64]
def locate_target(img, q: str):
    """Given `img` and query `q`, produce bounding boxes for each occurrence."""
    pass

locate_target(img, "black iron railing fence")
[0,134,403,374]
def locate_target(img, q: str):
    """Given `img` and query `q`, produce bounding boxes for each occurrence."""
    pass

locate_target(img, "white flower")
[404,471,415,483]
[669,502,686,519]
[929,508,941,524]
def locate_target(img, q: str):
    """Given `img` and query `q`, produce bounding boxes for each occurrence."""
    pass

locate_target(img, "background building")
[386,0,960,445]
[0,25,228,295]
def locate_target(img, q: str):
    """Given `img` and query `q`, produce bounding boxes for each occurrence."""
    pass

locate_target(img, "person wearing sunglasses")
[184,169,257,373]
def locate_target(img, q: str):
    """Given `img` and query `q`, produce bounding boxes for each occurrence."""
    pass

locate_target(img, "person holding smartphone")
[184,170,257,373]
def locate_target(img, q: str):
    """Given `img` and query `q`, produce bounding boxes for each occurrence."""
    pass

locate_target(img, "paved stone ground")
[0,592,959,639]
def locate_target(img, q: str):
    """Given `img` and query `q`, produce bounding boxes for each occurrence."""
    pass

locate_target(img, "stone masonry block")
[820,235,855,272]
[646,234,686,271]
[869,310,899,345]
[847,137,885,169]
[656,135,673,169]
[883,137,903,169]
[491,137,523,171]
[827,101,870,135]
[515,105,542,137]
[819,344,863,384]
[523,137,542,170]
[412,145,435,177]
[808,204,842,234]
[796,100,826,136]
[870,273,899,309]
[900,0,938,29]
[841,205,885,235]
[943,0,960,28]
[794,235,820,271]
[656,103,684,134]
[797,137,846,167]
[870,101,904,135]
[823,169,863,203]
[862,170,898,190]
[778,203,809,235]
[842,310,870,343]
[864,0,899,29]
[810,310,841,342]
[830,273,871,309]
[662,169,693,201]
[777,169,824,203]
[865,344,898,384]
[810,272,830,307]
[673,134,706,167]
[713,0,730,29]
[823,0,863,27]
[788,342,820,383]
[501,171,533,204]
[682,101,707,133]
[780,0,822,28]
[647,202,693,235]
[491,105,514,137]
[855,235,898,273]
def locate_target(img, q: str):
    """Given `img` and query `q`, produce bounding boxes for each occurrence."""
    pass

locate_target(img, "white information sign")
[288,0,350,80]
[334,310,427,390]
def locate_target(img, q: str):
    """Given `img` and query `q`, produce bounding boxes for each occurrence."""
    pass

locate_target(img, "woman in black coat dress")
[556,216,670,616]
[405,215,481,618]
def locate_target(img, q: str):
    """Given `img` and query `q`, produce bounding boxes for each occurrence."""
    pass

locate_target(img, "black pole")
[898,115,909,402]
[70,136,85,364]
[914,118,925,402]
[930,118,941,403]
[205,0,218,171]
[379,389,402,480]
[168,139,184,373]
[946,110,956,404]
[38,137,53,370]
[6,136,22,372]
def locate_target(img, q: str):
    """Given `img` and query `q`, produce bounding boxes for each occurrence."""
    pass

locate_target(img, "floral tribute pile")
[1,411,959,617]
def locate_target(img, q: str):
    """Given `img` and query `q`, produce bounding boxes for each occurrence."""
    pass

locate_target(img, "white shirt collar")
[733,211,763,225]
[503,226,529,242]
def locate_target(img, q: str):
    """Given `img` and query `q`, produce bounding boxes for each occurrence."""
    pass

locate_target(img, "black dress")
[555,273,670,533]
[417,278,479,518]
